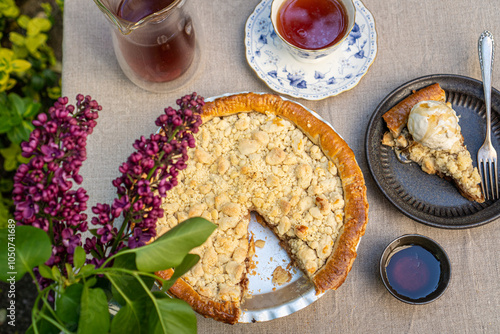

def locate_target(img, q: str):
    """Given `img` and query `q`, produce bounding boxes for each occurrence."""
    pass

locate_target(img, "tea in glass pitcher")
[95,0,201,92]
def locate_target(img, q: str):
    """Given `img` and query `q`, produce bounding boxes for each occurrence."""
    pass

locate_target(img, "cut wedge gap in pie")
[381,83,484,203]
[155,93,369,324]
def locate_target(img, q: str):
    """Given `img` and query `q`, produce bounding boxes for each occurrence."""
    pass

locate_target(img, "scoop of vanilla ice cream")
[407,100,461,150]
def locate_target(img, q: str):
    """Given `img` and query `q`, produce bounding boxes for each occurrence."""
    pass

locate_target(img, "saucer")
[245,0,377,101]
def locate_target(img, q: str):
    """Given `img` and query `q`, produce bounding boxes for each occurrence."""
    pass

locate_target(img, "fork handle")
[479,31,495,141]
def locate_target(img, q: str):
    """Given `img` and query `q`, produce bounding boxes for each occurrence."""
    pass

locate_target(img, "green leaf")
[108,271,154,306]
[131,217,216,273]
[1,2,20,18]
[0,178,13,193]
[0,115,13,132]
[148,293,197,334]
[0,74,11,92]
[47,86,61,100]
[0,143,19,158]
[0,202,11,229]
[110,298,147,334]
[160,254,199,291]
[37,264,54,280]
[73,246,86,269]
[40,3,53,19]
[9,32,25,47]
[0,225,52,282]
[22,100,41,118]
[77,264,96,277]
[26,315,60,334]
[27,17,52,36]
[4,157,17,171]
[0,48,14,62]
[5,78,16,91]
[11,44,28,59]
[11,59,31,72]
[21,119,34,134]
[30,74,45,91]
[52,265,62,282]
[7,120,33,144]
[43,68,59,86]
[56,283,83,327]
[5,106,22,126]
[17,15,30,29]
[25,34,47,55]
[111,251,137,270]
[77,285,110,334]
[8,93,25,116]
[0,143,21,171]
[109,254,154,305]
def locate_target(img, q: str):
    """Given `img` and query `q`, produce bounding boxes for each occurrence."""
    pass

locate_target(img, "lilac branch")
[12,92,204,289]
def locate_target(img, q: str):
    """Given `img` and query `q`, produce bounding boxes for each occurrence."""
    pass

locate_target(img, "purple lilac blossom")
[87,93,204,261]
[13,96,100,267]
[13,92,204,287]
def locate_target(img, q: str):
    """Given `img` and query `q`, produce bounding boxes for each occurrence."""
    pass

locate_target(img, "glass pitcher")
[94,0,201,93]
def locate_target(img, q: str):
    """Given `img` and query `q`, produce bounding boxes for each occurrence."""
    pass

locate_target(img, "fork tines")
[479,159,499,200]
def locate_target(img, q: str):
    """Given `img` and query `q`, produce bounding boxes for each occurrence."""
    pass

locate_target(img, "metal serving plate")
[365,74,500,228]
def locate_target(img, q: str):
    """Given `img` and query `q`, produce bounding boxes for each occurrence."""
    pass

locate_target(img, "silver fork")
[478,30,498,200]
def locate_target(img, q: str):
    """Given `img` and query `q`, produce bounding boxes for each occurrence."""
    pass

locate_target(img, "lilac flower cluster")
[13,91,204,283]
[13,95,101,267]
[84,93,204,265]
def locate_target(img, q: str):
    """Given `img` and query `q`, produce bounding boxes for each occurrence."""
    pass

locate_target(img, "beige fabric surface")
[62,0,500,332]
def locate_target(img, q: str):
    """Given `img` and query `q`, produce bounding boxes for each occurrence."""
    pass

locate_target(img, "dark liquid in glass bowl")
[277,0,348,50]
[116,0,196,83]
[385,245,441,300]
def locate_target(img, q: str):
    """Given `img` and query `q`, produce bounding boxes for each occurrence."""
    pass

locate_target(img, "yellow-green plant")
[0,47,31,91]
[10,15,54,64]
[0,0,19,22]
[0,1,62,227]
[0,0,18,42]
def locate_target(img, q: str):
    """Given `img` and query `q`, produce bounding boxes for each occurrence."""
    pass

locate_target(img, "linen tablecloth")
[62,0,500,332]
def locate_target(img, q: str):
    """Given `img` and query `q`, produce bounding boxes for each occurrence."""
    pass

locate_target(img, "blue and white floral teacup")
[270,0,356,63]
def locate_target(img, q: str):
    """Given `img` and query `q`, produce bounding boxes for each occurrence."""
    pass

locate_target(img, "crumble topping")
[272,266,292,286]
[156,111,345,303]
[254,239,266,248]
[384,130,483,201]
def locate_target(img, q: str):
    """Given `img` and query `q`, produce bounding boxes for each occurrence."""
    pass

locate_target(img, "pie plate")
[204,93,331,323]
[157,93,362,323]
[366,74,500,229]
[240,212,323,323]
[244,0,377,100]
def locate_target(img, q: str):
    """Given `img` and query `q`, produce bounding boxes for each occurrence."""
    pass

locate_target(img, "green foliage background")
[0,0,63,228]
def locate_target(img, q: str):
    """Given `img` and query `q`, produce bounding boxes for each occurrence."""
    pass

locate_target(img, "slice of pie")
[381,83,484,203]
[155,93,369,324]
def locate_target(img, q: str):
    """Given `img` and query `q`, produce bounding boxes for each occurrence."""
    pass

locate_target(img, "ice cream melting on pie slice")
[382,83,484,203]
[407,100,461,151]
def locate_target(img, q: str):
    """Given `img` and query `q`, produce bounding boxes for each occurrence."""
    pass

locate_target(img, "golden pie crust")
[382,83,446,137]
[156,93,369,324]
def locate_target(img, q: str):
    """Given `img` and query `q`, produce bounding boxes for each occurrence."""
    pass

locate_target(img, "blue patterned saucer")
[245,0,377,100]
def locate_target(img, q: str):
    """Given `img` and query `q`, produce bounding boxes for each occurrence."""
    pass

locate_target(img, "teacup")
[270,0,356,63]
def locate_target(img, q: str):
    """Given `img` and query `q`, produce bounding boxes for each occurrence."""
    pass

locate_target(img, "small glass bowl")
[379,234,451,305]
